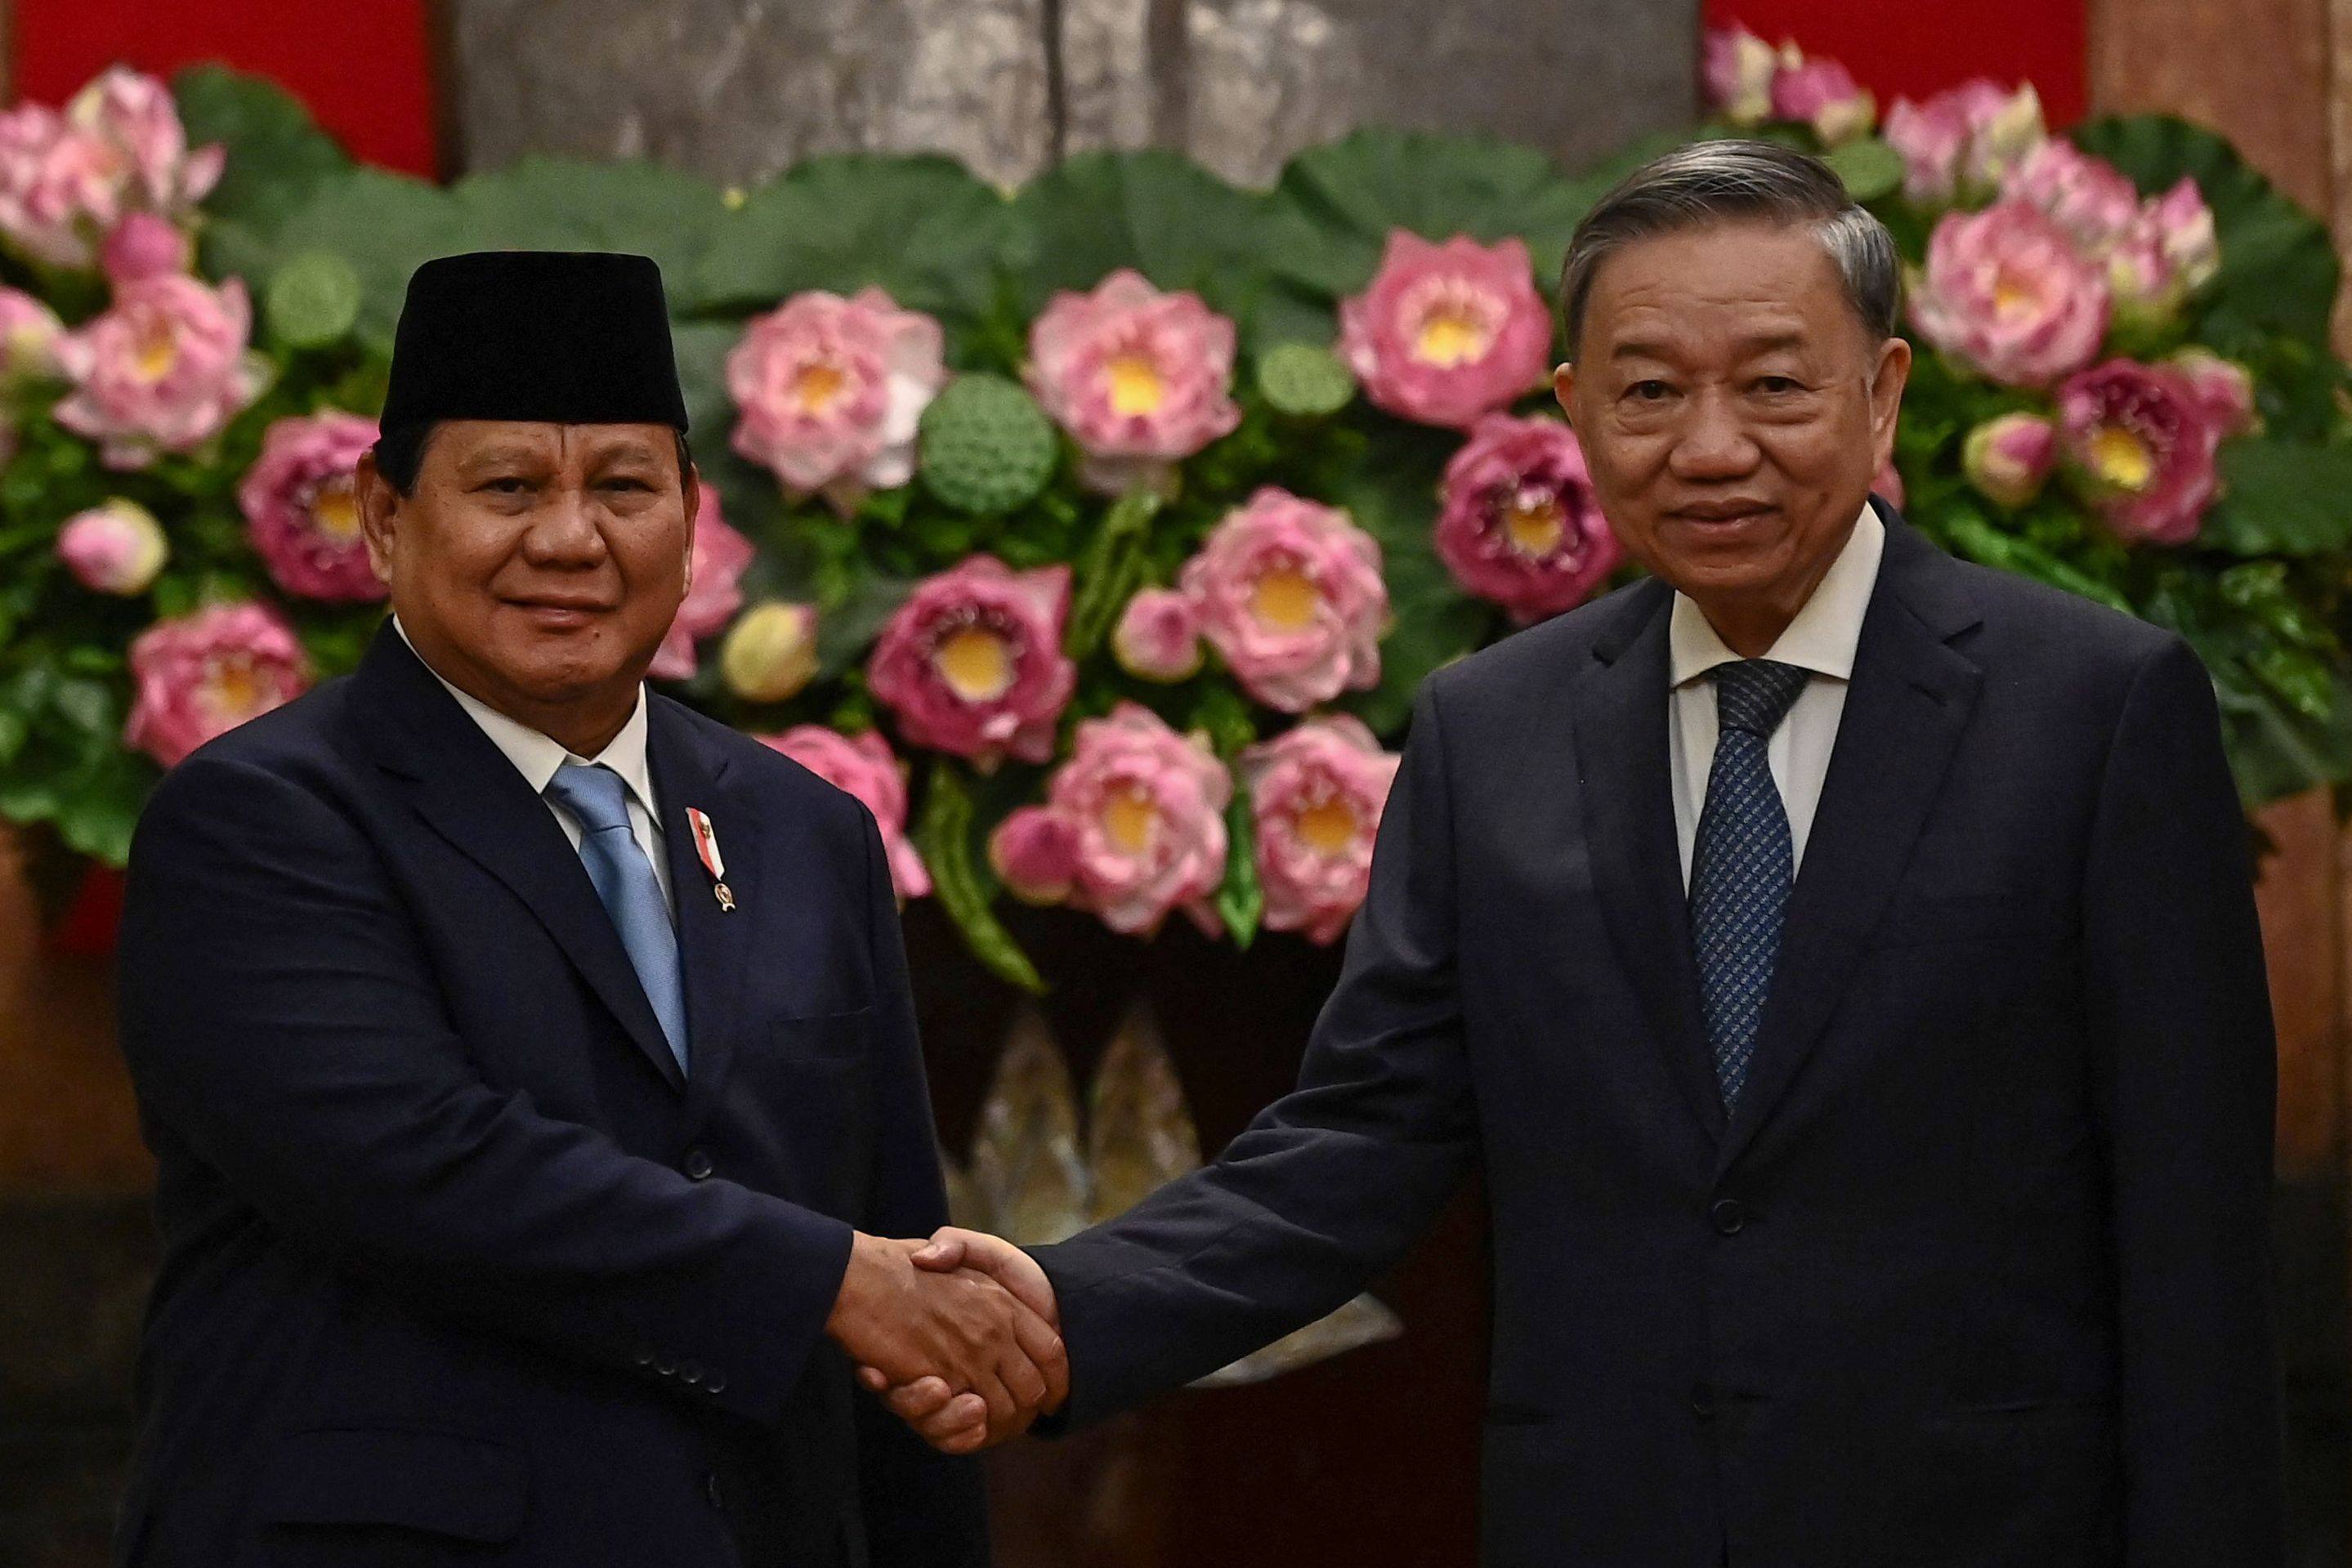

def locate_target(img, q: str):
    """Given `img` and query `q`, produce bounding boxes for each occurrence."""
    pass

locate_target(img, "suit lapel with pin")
[351,623,759,1119]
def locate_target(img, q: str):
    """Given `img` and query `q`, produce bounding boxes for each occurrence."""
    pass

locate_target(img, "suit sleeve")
[1030,679,1480,1428]
[2081,635,2283,1566]
[114,751,855,1428]
[844,803,991,1567]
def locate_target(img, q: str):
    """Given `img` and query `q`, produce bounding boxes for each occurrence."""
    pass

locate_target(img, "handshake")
[825,1227,1063,1454]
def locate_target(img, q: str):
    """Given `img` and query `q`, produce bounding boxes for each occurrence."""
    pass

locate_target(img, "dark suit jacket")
[112,621,986,1567]
[1033,504,2283,1567]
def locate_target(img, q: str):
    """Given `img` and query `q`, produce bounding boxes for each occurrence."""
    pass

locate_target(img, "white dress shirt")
[391,614,674,914]
[1667,503,1885,890]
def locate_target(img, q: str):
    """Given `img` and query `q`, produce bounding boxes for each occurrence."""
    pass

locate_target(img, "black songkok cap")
[380,250,689,431]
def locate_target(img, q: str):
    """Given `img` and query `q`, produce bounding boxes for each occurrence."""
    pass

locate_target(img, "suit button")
[656,1356,677,1378]
[1710,1199,1748,1235]
[704,1472,724,1510]
[679,1360,704,1387]
[633,1347,654,1367]
[684,1149,714,1181]
[1689,1382,1716,1418]
[705,1371,727,1396]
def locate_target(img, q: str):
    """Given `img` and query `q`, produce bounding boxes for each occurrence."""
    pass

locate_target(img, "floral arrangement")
[0,51,2345,989]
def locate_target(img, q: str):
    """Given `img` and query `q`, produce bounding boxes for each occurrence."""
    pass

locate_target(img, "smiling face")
[1557,220,1908,654]
[357,419,697,753]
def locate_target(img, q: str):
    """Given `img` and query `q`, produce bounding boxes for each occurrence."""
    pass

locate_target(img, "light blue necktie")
[1690,658,1810,1114]
[544,761,689,1077]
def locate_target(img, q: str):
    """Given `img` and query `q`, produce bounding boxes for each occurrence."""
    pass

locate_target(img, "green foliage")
[4,65,2349,993]
[1005,150,1276,323]
[687,154,1013,333]
[174,65,352,246]
[913,759,1045,992]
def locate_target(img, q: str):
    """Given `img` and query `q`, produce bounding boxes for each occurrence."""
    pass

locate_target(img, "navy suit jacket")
[1034,505,2283,1567]
[112,620,986,1567]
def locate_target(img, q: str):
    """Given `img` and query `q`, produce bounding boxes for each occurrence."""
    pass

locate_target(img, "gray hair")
[1558,139,1901,355]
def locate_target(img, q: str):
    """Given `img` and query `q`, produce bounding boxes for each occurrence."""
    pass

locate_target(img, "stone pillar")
[441,0,1697,185]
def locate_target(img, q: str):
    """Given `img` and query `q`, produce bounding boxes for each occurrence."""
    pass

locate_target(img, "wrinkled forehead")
[1576,220,1866,363]
[427,419,680,472]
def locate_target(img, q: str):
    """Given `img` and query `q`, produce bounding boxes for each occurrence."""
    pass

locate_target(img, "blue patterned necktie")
[1690,658,1811,1114]
[544,761,689,1076]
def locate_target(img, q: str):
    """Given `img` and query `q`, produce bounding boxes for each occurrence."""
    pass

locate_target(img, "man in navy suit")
[112,251,1059,1566]
[880,142,2284,1564]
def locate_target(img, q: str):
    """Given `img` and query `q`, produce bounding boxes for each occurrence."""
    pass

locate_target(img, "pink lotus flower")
[1036,702,1232,937]
[1961,412,2059,508]
[1434,413,1620,623]
[1702,25,1783,126]
[237,410,383,603]
[125,600,311,767]
[727,286,945,513]
[0,103,123,268]
[2056,359,2222,545]
[1026,269,1241,494]
[55,274,266,468]
[101,211,190,285]
[649,487,755,681]
[0,288,64,381]
[2002,140,2142,256]
[990,806,1082,905]
[1910,200,2110,387]
[66,66,224,217]
[758,726,930,900]
[2169,347,2256,437]
[56,498,166,595]
[868,556,1076,766]
[1883,80,2046,204]
[2108,178,2220,323]
[1182,487,1387,713]
[1241,715,1401,945]
[1111,587,1205,681]
[1339,233,1554,429]
[0,69,221,270]
[1771,57,1876,145]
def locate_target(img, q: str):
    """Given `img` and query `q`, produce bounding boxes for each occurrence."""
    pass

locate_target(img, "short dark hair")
[373,421,695,496]
[1558,139,1901,355]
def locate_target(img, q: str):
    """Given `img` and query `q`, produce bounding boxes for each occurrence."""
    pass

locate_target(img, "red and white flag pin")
[686,807,736,913]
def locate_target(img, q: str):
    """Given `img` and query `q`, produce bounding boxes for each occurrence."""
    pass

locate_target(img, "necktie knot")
[544,761,633,836]
[1710,659,1809,738]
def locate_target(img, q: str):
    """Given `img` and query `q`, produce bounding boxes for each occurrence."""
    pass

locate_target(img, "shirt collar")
[1668,501,1885,690]
[391,614,658,816]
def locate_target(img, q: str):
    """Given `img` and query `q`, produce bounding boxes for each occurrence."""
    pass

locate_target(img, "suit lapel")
[352,623,687,1094]
[646,700,759,1141]
[1714,509,1984,1174]
[1569,579,1726,1143]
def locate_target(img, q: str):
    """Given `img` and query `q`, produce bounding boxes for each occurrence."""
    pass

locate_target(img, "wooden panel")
[0,829,147,1195]
[2259,793,2345,1177]
[2091,0,2331,208]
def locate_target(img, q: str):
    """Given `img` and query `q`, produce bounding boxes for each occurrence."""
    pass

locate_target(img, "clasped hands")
[827,1228,1062,1454]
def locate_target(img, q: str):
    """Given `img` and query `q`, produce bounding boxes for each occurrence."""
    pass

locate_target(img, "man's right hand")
[825,1231,1066,1450]
[853,1227,1064,1454]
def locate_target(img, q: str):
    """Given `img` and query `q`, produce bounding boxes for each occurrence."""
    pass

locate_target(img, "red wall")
[1708,0,2087,126]
[13,0,438,175]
